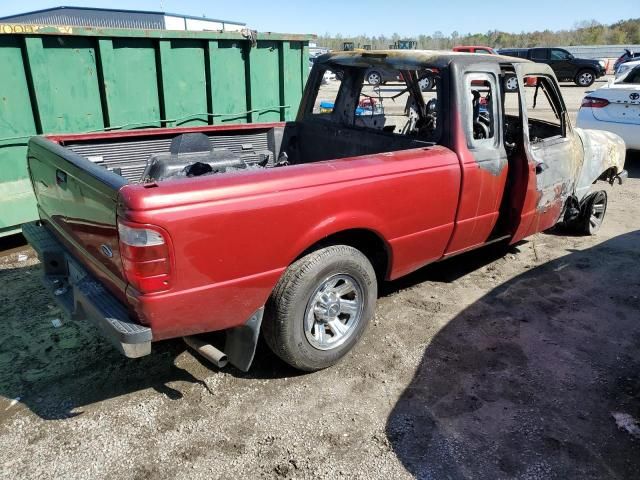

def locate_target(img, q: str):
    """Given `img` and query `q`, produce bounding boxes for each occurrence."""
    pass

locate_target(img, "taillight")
[581,97,609,108]
[118,220,172,294]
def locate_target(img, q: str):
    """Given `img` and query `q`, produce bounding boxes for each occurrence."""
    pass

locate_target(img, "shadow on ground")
[0,232,518,420]
[386,231,640,479]
[0,263,206,420]
[0,260,303,421]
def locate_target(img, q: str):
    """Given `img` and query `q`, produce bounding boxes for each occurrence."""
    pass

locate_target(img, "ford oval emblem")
[100,244,113,258]
[630,93,640,101]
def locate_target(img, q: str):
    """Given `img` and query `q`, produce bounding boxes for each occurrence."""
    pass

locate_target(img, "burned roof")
[316,49,532,70]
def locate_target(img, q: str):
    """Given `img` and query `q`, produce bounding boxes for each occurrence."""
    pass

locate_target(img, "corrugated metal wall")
[0,8,165,30]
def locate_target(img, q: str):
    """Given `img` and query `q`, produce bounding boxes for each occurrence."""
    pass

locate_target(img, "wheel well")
[598,166,617,183]
[298,229,390,282]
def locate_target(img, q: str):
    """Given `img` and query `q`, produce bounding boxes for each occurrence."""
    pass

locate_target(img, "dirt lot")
[1,79,639,480]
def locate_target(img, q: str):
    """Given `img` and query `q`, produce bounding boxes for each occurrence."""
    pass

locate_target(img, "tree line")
[316,18,640,50]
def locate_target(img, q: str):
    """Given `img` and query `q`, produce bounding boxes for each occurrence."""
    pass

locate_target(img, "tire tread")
[263,245,376,371]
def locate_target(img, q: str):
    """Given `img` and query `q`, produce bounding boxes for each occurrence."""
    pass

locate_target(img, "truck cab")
[307,51,624,243]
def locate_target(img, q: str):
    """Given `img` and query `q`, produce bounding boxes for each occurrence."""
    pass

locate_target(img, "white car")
[615,59,640,79]
[576,65,640,150]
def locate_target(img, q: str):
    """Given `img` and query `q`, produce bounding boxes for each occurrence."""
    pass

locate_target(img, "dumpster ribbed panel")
[66,131,271,183]
[0,26,310,234]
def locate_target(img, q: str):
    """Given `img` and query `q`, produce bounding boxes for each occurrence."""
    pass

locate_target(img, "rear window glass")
[310,65,442,143]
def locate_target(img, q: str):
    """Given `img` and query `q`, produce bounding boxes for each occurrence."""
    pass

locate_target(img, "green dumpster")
[0,24,311,236]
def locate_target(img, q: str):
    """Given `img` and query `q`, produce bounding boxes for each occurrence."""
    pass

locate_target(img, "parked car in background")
[453,45,496,54]
[615,59,640,80]
[363,67,401,86]
[577,64,640,150]
[498,47,606,86]
[614,49,640,73]
[347,66,434,91]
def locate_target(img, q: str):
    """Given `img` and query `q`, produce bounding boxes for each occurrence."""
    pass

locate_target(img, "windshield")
[619,66,640,84]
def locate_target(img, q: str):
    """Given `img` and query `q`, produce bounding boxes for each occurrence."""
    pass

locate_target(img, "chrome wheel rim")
[579,72,593,86]
[304,274,364,351]
[506,77,518,91]
[589,192,606,230]
[419,77,431,91]
[368,72,381,85]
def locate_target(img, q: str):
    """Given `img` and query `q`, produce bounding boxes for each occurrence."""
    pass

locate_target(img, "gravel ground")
[1,81,639,480]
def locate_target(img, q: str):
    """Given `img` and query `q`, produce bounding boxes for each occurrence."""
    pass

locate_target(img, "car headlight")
[618,65,630,74]
[598,60,606,67]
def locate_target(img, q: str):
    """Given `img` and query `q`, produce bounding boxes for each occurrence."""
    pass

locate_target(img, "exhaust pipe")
[183,336,228,368]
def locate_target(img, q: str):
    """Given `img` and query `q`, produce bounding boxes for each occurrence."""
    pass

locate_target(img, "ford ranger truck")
[23,50,627,372]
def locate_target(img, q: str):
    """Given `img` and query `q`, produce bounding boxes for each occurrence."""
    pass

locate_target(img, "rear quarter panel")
[119,146,461,339]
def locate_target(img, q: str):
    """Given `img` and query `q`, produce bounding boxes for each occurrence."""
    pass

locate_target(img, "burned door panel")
[510,64,582,239]
[445,63,509,255]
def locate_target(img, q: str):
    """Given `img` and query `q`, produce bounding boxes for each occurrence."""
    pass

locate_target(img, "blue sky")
[0,0,637,36]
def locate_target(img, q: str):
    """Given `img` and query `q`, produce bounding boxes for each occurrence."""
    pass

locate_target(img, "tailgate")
[27,136,129,297]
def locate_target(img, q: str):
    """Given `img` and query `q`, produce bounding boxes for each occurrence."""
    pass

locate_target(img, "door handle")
[535,162,548,174]
[56,169,67,186]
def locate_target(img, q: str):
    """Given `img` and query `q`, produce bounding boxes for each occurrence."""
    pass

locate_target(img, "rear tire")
[575,69,596,87]
[263,245,377,371]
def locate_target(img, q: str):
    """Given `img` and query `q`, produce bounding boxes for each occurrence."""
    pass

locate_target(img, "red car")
[24,51,626,373]
[453,45,496,54]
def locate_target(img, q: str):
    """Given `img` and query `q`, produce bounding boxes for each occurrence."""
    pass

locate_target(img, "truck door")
[509,63,582,241]
[444,62,510,255]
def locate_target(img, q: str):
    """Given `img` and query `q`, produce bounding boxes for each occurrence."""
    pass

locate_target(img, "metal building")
[0,6,246,32]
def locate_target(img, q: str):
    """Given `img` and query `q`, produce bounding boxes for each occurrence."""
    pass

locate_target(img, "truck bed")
[56,121,432,183]
[27,121,460,357]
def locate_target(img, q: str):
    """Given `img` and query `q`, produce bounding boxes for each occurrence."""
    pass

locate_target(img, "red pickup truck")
[23,50,626,372]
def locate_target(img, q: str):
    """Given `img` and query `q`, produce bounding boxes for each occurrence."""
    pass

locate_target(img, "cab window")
[522,76,566,142]
[354,68,441,142]
[550,49,571,61]
[311,67,343,117]
[530,49,549,60]
[464,73,498,146]
[308,64,442,143]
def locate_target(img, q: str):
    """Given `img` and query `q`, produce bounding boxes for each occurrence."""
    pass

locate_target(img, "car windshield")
[620,66,640,84]
[616,65,640,84]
